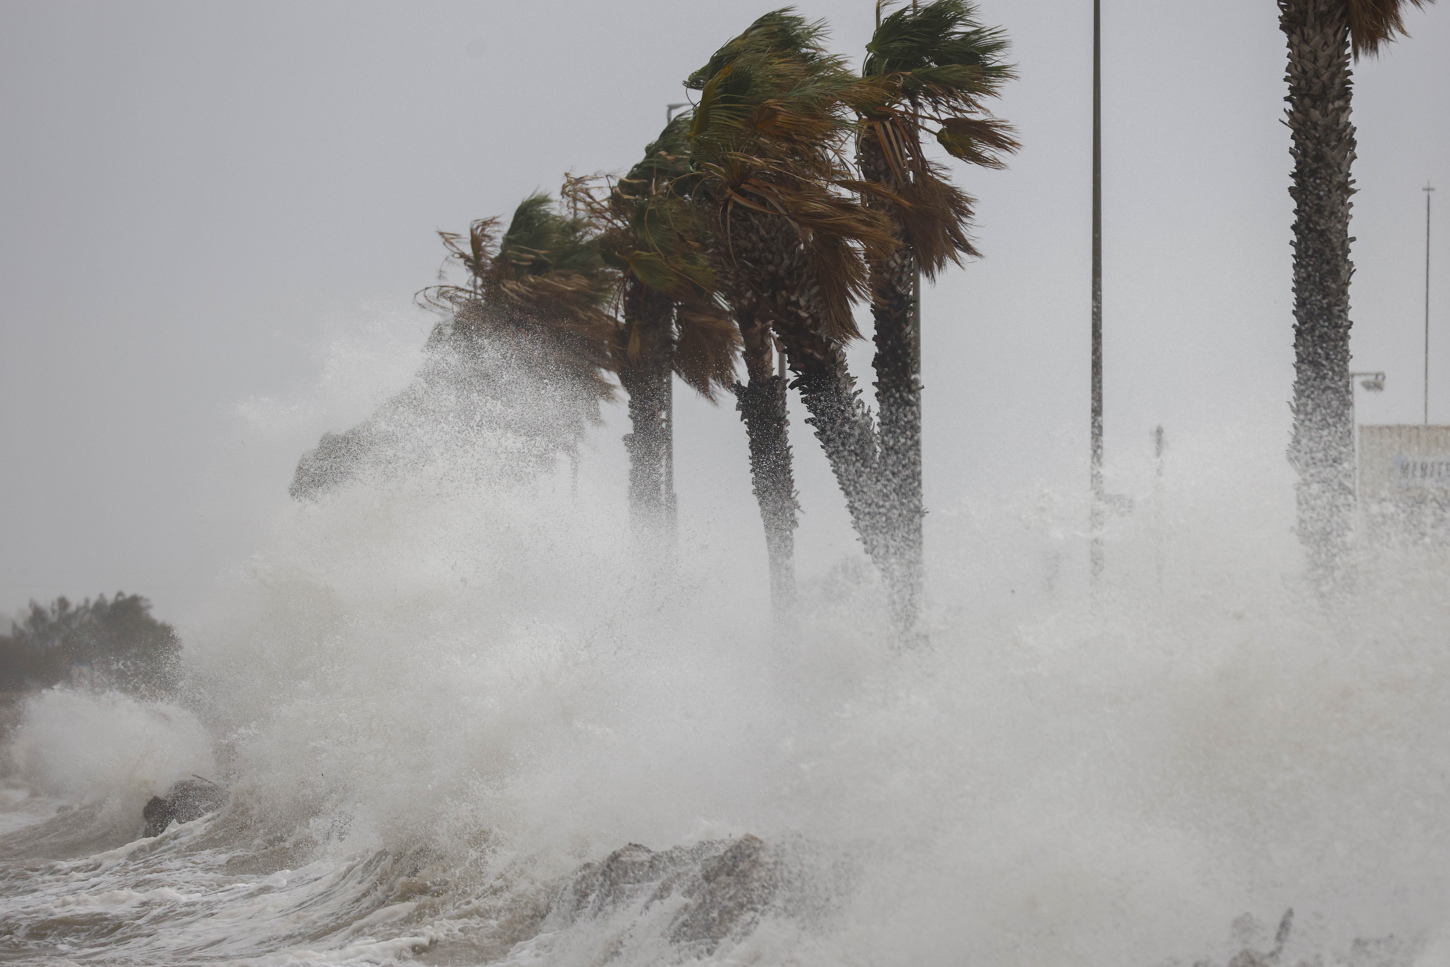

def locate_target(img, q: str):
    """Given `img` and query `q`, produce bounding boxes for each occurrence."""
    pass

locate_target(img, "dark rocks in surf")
[142,778,227,837]
[549,834,780,953]
[665,834,779,949]
[552,842,701,920]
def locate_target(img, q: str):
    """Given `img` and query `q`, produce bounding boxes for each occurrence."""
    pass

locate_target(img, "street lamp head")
[1350,371,1386,392]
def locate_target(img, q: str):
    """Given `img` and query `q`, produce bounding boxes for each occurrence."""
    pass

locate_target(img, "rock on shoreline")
[141,778,227,838]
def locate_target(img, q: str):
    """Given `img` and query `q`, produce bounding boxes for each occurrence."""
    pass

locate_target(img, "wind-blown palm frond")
[685,9,837,92]
[854,0,1019,278]
[1347,0,1434,56]
[565,119,742,401]
[686,11,895,342]
[419,193,619,406]
[864,0,1011,97]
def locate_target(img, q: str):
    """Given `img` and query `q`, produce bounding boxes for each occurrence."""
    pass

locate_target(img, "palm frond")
[855,0,1019,274]
[935,114,1020,169]
[894,165,980,275]
[1347,0,1434,56]
[417,192,621,403]
[685,20,890,343]
[568,118,745,399]
[686,9,835,91]
[863,0,1015,113]
[673,295,742,399]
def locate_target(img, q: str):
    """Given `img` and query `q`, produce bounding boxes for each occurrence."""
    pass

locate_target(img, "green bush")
[0,594,180,696]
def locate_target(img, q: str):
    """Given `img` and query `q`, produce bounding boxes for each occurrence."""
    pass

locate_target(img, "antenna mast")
[1426,183,1435,425]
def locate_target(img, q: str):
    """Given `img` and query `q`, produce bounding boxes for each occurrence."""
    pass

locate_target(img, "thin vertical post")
[1153,425,1165,592]
[663,368,676,539]
[1427,184,1435,426]
[1090,0,1105,582]
[1351,378,1359,504]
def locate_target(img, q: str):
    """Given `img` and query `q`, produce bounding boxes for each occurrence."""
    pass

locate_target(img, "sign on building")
[1359,425,1450,536]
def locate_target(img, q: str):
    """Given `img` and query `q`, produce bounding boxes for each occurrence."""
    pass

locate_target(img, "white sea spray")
[2,336,1448,966]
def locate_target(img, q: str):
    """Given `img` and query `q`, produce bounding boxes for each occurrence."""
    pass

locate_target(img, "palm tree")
[1281,0,1433,579]
[685,12,901,620]
[637,122,804,612]
[419,193,620,466]
[855,0,1017,630]
[618,279,678,535]
[579,114,802,611]
[732,310,800,615]
[568,123,742,545]
[295,195,618,500]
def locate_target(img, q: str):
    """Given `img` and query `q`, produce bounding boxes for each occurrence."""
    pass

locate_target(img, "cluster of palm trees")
[421,1,1016,639]
[416,0,1436,628]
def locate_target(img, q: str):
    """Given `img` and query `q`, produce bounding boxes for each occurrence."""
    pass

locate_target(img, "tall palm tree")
[685,12,901,618]
[581,113,803,612]
[623,121,800,608]
[569,123,742,544]
[855,0,1017,630]
[1281,0,1433,579]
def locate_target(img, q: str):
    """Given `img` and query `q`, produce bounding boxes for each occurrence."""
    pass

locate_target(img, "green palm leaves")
[411,4,1020,627]
[586,117,741,402]
[421,194,619,409]
[686,11,895,345]
[673,5,1018,635]
[857,0,1018,275]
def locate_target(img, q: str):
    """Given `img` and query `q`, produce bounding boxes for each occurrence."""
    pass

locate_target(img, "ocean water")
[3,361,1450,966]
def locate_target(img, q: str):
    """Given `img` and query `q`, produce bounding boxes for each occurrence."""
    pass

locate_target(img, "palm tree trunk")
[728,211,895,618]
[621,283,676,538]
[735,313,798,615]
[1281,0,1358,583]
[859,133,925,635]
[775,319,892,577]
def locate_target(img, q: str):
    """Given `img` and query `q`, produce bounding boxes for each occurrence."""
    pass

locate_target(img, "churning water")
[3,342,1450,967]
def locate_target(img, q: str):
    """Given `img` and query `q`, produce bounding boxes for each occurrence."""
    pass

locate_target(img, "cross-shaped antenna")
[666,102,690,124]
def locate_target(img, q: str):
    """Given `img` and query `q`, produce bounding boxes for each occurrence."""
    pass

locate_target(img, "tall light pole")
[1425,184,1435,425]
[1090,0,1105,581]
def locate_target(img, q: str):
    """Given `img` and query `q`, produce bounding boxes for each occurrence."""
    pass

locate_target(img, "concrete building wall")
[1359,425,1450,539]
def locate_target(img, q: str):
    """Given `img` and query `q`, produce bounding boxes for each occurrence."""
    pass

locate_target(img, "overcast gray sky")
[1,0,1445,620]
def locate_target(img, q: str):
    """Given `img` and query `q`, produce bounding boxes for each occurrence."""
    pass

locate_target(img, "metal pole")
[1153,425,1165,592]
[663,363,676,540]
[1427,184,1435,425]
[1347,372,1385,513]
[1352,377,1360,502]
[1090,0,1104,582]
